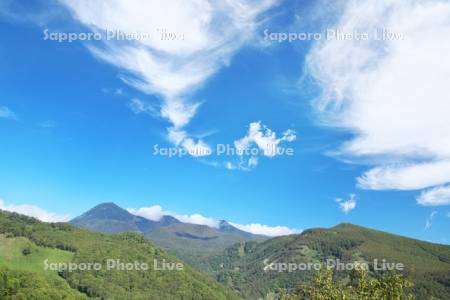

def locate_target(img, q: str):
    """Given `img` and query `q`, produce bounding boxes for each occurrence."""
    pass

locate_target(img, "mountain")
[70,202,267,268]
[218,220,254,238]
[208,223,450,299]
[3,206,449,300]
[0,209,241,299]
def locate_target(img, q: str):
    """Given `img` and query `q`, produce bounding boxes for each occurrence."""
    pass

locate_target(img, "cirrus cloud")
[60,0,279,156]
[0,106,18,120]
[306,0,450,200]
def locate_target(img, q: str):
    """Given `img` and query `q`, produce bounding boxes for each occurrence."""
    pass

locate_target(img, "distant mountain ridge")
[70,202,267,267]
[208,223,450,299]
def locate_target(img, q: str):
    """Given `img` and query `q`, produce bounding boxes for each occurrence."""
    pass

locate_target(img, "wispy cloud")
[60,0,278,155]
[417,185,450,206]
[425,211,437,230]
[336,194,356,214]
[0,106,18,120]
[0,198,70,222]
[128,98,158,117]
[38,120,57,128]
[101,87,124,96]
[306,1,450,197]
[128,204,299,236]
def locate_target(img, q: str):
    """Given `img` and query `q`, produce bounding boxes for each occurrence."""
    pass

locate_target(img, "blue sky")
[0,0,449,241]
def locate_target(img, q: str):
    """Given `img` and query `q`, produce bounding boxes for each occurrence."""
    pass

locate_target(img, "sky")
[0,0,449,241]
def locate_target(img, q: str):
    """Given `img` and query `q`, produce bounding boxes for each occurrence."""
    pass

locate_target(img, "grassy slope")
[209,223,450,299]
[0,234,73,276]
[0,210,241,300]
[0,234,88,299]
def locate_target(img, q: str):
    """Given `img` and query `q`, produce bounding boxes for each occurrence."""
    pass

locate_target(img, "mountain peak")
[218,220,231,228]
[70,202,138,228]
[217,220,253,236]
[93,202,122,210]
[159,215,181,225]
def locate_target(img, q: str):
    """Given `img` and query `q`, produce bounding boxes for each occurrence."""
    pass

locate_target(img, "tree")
[280,266,415,300]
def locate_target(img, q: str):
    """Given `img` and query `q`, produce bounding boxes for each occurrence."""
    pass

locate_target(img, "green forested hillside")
[209,223,450,299]
[1,209,449,300]
[0,210,241,300]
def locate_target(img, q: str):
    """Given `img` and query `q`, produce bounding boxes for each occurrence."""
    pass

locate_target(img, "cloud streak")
[0,106,18,120]
[60,0,278,154]
[306,0,450,198]
[425,211,437,230]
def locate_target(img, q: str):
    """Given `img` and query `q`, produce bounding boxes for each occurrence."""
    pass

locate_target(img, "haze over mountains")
[70,203,267,266]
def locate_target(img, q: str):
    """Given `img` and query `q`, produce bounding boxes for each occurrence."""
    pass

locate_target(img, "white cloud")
[128,98,158,117]
[128,205,219,228]
[175,213,219,228]
[222,122,295,170]
[336,194,356,214]
[417,185,450,206]
[425,211,437,230]
[234,121,296,157]
[0,199,70,222]
[229,222,301,237]
[358,161,450,191]
[0,106,18,120]
[306,0,450,193]
[128,204,298,236]
[127,205,166,221]
[166,128,212,157]
[224,157,259,171]
[60,0,278,153]
[180,138,212,157]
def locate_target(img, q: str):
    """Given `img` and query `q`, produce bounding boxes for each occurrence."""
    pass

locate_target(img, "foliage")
[209,223,450,299]
[280,267,415,300]
[0,210,241,299]
[0,267,88,300]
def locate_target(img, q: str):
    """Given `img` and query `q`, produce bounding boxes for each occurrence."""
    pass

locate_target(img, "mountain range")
[70,202,450,299]
[2,204,449,299]
[70,202,266,268]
